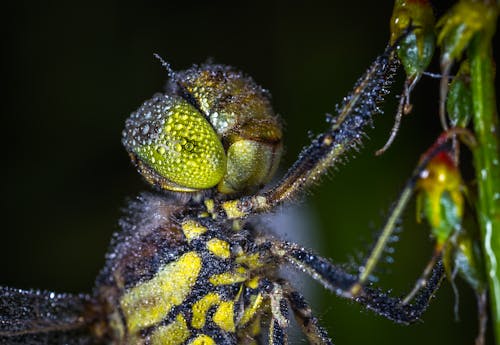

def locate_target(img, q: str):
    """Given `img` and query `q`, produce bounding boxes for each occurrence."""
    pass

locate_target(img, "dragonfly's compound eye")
[122,95,227,192]
[217,120,283,194]
[123,64,283,194]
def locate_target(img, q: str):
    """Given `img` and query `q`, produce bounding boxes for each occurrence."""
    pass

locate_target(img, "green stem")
[469,32,500,344]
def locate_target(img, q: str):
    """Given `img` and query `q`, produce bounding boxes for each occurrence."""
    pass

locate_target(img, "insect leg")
[401,251,442,304]
[216,44,401,220]
[266,282,289,345]
[279,280,333,345]
[355,261,444,325]
[271,241,445,324]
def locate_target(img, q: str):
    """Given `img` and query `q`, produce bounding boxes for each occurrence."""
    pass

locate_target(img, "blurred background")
[1,1,498,344]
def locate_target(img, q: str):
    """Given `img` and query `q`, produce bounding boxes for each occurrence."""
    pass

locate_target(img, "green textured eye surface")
[168,64,283,193]
[170,64,277,137]
[122,94,226,191]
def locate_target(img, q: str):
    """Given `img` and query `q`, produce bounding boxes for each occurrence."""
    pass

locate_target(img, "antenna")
[153,53,175,78]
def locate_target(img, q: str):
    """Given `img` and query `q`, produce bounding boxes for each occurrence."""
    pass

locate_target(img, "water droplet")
[325,113,336,124]
[481,169,488,180]
[157,146,166,155]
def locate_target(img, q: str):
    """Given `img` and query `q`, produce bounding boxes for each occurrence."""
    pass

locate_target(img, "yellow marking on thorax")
[188,334,216,345]
[245,276,260,289]
[204,199,215,213]
[206,238,231,259]
[209,267,248,286]
[213,301,236,332]
[182,220,208,242]
[191,293,221,329]
[239,293,264,326]
[235,252,263,269]
[150,314,190,345]
[120,251,202,333]
[222,200,246,219]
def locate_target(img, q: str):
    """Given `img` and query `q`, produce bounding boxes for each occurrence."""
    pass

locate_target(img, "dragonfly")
[0,33,444,345]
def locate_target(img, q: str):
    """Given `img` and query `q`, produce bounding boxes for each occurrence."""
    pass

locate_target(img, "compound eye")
[122,94,226,192]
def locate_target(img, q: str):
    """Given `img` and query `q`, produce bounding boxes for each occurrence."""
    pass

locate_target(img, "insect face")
[122,65,283,194]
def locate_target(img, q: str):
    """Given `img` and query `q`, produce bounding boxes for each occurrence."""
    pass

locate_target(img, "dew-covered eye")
[122,94,226,192]
[172,65,283,194]
[124,64,283,194]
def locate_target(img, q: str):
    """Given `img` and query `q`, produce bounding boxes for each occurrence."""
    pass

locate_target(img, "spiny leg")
[215,43,401,220]
[266,282,290,345]
[402,250,442,305]
[355,261,444,324]
[270,240,445,325]
[278,280,333,345]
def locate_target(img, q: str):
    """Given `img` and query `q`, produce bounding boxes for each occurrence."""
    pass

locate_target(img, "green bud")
[453,230,486,293]
[447,61,473,128]
[417,151,464,246]
[437,0,498,65]
[390,0,435,84]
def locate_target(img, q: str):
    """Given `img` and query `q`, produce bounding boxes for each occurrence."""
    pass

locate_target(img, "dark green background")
[1,1,498,344]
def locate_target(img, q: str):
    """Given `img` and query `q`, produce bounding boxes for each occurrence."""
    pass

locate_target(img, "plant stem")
[469,31,500,344]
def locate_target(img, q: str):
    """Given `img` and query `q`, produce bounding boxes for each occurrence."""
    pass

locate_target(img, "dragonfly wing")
[0,287,101,344]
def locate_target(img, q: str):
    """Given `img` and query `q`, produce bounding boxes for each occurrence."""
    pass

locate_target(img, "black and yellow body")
[0,37,445,345]
[0,190,444,345]
[95,194,276,344]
